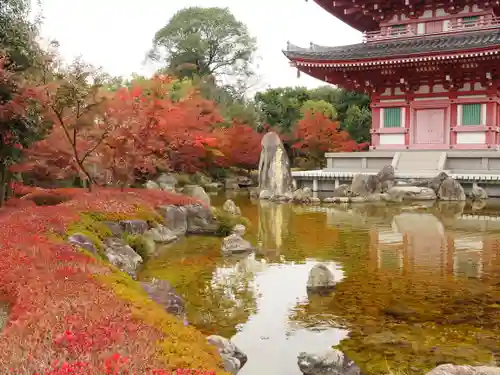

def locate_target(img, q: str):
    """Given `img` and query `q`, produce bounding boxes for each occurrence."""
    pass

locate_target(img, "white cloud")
[36,0,362,91]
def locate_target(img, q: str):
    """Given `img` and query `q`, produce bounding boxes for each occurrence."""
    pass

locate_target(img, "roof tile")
[283,30,500,61]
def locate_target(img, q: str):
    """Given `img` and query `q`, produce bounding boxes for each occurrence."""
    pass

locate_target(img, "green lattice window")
[462,104,482,126]
[383,107,402,128]
[462,16,479,27]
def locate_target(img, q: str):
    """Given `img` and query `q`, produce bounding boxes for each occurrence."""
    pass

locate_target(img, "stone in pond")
[232,224,246,236]
[426,364,500,375]
[221,233,255,255]
[207,335,247,374]
[438,177,466,201]
[104,238,142,279]
[470,182,488,200]
[68,233,98,254]
[306,264,336,294]
[222,199,241,216]
[141,278,186,322]
[298,348,360,375]
[185,204,218,235]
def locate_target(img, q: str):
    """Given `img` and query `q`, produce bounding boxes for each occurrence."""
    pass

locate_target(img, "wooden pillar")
[371,100,381,148]
[449,92,458,148]
[404,97,412,147]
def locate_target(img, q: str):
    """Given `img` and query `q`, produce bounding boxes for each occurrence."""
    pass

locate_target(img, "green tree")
[148,7,257,81]
[343,104,372,144]
[254,87,310,134]
[300,99,337,119]
[1,0,42,70]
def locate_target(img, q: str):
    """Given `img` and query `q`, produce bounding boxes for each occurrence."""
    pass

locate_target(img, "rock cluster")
[68,204,218,278]
[323,166,480,204]
[297,348,500,375]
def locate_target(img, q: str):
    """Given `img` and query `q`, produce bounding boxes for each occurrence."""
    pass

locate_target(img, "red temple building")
[284,1,500,150]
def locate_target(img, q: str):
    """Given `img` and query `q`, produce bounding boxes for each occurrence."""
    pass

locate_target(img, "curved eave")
[283,45,500,68]
[313,0,379,32]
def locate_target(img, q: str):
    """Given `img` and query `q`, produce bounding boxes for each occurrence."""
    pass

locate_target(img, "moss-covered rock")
[213,208,250,237]
[125,234,156,261]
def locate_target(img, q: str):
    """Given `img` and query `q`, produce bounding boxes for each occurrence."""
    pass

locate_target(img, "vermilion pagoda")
[284,1,500,150]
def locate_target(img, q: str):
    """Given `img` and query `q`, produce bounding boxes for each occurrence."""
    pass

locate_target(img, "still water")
[140,193,500,375]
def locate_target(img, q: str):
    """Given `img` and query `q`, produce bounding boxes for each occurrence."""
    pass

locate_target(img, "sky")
[35,0,362,92]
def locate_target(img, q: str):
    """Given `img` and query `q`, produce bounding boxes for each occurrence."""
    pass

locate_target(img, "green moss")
[125,234,155,261]
[213,207,250,236]
[98,267,228,373]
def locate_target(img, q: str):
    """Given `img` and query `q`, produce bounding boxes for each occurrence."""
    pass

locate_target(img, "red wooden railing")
[362,16,500,43]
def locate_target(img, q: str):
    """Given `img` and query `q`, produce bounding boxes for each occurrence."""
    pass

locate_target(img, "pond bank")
[0,187,231,374]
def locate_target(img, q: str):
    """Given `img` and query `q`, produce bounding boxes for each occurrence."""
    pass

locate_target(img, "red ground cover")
[0,187,223,375]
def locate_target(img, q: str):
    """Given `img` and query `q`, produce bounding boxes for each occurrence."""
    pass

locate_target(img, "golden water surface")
[140,193,500,375]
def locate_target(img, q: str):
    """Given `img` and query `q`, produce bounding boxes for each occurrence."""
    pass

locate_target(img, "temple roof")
[284,29,500,64]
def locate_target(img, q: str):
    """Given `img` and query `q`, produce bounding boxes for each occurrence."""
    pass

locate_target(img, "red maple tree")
[293,112,367,167]
[215,123,261,171]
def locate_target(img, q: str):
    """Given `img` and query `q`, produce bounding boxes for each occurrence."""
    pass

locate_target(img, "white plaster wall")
[381,88,391,96]
[380,134,405,145]
[474,82,485,90]
[456,132,486,144]
[433,84,446,93]
[416,85,430,94]
[459,83,472,92]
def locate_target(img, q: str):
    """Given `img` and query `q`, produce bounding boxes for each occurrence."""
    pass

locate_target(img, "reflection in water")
[232,261,348,375]
[143,195,500,375]
[257,201,292,255]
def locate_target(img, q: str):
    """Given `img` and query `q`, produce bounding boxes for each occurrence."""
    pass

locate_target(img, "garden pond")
[139,192,500,375]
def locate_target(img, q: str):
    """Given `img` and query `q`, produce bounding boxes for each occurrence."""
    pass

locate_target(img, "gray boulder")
[426,364,500,375]
[145,180,160,190]
[221,233,255,255]
[298,349,360,375]
[102,221,124,237]
[232,224,246,236]
[307,264,336,294]
[183,184,211,205]
[156,173,177,192]
[68,233,98,254]
[157,205,188,236]
[428,171,449,194]
[222,199,241,216]
[104,238,143,278]
[120,220,149,235]
[350,174,380,197]
[384,186,437,202]
[293,187,314,203]
[470,182,488,200]
[258,132,293,197]
[145,225,178,244]
[438,177,466,201]
[185,204,218,235]
[207,335,247,375]
[331,184,352,198]
[141,278,187,325]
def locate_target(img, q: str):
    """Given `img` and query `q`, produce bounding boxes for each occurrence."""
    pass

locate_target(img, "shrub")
[213,207,250,236]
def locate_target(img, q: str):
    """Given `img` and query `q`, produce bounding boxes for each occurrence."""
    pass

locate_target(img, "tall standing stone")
[258,132,293,199]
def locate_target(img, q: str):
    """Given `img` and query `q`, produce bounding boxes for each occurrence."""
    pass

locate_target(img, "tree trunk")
[0,163,8,208]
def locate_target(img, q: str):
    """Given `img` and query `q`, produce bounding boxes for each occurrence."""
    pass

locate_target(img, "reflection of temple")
[326,204,500,279]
